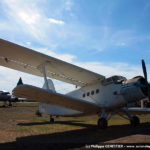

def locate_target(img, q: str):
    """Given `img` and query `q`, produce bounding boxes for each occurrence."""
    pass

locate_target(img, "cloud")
[0,0,45,41]
[115,42,127,47]
[18,11,40,25]
[0,0,67,45]
[48,18,65,25]
[74,62,143,79]
[0,66,43,93]
[65,0,73,11]
[0,0,135,53]
[26,42,31,46]
[1,0,150,54]
[0,0,104,51]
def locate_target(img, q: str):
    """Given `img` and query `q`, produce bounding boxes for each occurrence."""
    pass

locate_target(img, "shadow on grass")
[1,122,150,150]
[18,121,51,126]
[18,120,94,128]
[0,105,37,108]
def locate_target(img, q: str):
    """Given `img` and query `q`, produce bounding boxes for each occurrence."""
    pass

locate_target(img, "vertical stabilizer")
[42,79,56,92]
[17,77,23,86]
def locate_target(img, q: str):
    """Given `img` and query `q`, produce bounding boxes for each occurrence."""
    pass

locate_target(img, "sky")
[0,0,150,93]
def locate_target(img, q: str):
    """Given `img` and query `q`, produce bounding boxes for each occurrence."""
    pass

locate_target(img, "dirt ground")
[0,102,150,150]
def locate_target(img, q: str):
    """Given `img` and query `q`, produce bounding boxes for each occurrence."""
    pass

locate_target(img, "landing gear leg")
[35,110,42,117]
[2,101,7,107]
[50,115,54,123]
[8,101,12,107]
[97,108,108,129]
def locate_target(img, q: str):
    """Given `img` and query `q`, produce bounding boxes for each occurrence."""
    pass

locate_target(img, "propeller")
[141,59,150,101]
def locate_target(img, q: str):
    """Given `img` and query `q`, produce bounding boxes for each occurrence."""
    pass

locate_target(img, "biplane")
[0,39,150,129]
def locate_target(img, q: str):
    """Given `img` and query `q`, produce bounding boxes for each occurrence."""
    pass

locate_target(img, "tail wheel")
[35,110,42,117]
[98,117,108,129]
[130,116,140,127]
[8,103,12,107]
[50,117,54,123]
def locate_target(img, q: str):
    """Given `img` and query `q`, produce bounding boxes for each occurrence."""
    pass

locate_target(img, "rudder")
[42,79,56,92]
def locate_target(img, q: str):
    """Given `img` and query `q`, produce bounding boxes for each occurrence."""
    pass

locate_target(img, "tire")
[8,103,12,107]
[50,118,54,123]
[97,117,108,129]
[130,116,140,127]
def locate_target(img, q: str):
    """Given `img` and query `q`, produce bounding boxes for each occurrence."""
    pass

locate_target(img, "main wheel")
[50,117,54,123]
[130,116,140,127]
[97,118,108,129]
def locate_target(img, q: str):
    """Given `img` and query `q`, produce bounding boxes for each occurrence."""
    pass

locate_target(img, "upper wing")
[13,84,100,114]
[0,39,105,86]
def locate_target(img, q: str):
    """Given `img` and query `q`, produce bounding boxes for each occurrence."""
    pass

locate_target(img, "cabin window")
[96,89,99,94]
[83,94,85,97]
[87,92,90,96]
[91,91,94,95]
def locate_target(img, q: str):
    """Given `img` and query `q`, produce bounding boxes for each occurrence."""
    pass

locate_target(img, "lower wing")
[13,84,100,115]
[127,108,150,115]
[120,107,150,115]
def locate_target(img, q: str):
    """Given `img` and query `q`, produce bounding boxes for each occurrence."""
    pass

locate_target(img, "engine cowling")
[120,76,147,102]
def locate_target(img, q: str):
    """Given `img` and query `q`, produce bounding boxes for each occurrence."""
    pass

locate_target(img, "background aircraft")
[0,38,150,129]
[0,78,30,107]
[0,90,19,107]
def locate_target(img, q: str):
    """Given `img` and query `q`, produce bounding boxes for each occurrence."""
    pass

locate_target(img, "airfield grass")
[0,102,150,149]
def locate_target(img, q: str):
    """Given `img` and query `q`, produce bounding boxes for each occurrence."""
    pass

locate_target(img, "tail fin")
[17,77,23,86]
[42,79,56,92]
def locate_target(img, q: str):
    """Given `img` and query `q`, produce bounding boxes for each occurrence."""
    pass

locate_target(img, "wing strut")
[37,62,50,90]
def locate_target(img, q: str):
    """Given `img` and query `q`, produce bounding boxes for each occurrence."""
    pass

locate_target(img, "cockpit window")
[102,76,127,85]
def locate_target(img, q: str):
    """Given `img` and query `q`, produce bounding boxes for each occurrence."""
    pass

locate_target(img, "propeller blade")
[148,85,150,101]
[142,59,147,82]
[141,59,150,101]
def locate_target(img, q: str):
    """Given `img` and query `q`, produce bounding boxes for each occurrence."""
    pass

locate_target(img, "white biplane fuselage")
[39,75,146,117]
